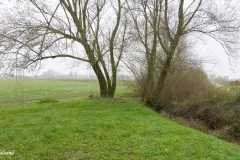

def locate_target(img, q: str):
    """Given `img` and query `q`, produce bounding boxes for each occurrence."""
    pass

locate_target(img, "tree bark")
[108,74,117,98]
[153,54,173,99]
[92,63,108,97]
[92,62,117,98]
[145,59,155,98]
[108,83,116,98]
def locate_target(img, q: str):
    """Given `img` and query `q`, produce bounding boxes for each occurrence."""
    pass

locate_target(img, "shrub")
[166,81,240,140]
[208,86,235,104]
[236,91,240,103]
[160,66,212,107]
[210,126,232,141]
[228,109,240,139]
[37,97,58,104]
[231,80,240,87]
[197,104,228,129]
[229,122,240,139]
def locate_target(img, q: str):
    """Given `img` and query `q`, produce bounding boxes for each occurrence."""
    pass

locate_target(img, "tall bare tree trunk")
[145,54,155,98]
[108,78,117,98]
[92,63,108,97]
[153,54,173,99]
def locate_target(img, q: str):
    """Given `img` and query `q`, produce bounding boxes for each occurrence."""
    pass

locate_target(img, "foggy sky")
[38,39,240,79]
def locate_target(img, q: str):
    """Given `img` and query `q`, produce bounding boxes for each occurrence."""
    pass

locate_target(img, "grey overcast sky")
[1,0,240,79]
[196,39,240,79]
[40,31,240,79]
[38,39,240,79]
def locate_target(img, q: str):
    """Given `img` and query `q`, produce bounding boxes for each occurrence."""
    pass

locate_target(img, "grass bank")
[0,80,240,159]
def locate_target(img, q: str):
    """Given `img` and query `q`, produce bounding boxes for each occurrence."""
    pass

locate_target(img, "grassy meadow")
[0,79,240,159]
[0,79,130,108]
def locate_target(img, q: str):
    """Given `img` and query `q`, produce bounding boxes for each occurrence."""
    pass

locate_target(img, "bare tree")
[0,0,129,97]
[127,0,240,104]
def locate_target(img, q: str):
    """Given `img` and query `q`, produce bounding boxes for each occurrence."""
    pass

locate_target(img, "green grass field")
[0,79,240,159]
[0,79,130,108]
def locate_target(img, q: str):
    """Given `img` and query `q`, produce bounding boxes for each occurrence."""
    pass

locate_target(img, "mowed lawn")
[0,80,240,159]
